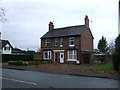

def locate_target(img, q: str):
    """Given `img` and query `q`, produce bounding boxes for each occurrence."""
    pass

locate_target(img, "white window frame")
[67,50,77,61]
[4,46,10,50]
[60,38,63,47]
[43,51,52,60]
[45,39,50,47]
[55,38,58,47]
[69,37,75,47]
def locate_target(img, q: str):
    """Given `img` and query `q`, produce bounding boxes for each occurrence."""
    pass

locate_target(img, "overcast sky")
[0,0,119,51]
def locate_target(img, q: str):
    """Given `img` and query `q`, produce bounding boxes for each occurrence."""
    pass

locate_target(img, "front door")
[55,52,58,62]
[60,52,64,63]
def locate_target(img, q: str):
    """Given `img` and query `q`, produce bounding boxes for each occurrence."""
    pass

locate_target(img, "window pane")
[44,51,51,59]
[67,50,77,59]
[45,39,50,47]
[44,51,46,59]
[55,38,58,46]
[4,47,6,50]
[69,37,75,46]
[60,38,63,46]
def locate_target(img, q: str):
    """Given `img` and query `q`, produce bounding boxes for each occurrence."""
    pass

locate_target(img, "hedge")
[8,61,29,66]
[2,54,34,62]
[112,52,120,71]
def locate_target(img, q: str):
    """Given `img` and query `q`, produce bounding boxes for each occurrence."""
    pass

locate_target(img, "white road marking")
[0,77,37,85]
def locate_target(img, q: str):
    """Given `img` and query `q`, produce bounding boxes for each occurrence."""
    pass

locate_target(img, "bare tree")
[108,40,115,54]
[0,7,7,23]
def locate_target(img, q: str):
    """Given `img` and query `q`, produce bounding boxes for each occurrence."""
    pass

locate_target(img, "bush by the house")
[8,61,29,66]
[112,52,120,71]
[112,35,120,71]
[28,60,53,65]
[2,54,34,62]
[43,61,53,64]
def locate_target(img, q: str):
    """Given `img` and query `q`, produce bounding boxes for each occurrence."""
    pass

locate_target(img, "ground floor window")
[43,51,52,60]
[67,50,77,61]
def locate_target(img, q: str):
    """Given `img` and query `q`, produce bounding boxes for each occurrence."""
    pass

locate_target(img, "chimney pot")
[49,22,54,31]
[84,15,89,28]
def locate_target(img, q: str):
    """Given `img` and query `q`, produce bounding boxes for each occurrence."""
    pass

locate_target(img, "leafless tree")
[0,7,7,23]
[108,40,115,54]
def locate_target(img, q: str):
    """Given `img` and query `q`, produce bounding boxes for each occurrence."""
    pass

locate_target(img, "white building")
[0,40,13,54]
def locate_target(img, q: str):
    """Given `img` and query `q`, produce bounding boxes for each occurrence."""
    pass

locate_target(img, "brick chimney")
[84,15,89,28]
[48,22,54,31]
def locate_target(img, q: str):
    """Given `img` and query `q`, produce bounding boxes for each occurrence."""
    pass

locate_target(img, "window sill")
[43,59,51,60]
[67,59,77,61]
[69,45,75,47]
[60,45,63,47]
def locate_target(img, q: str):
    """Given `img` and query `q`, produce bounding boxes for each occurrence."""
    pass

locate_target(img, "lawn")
[7,60,117,74]
[34,61,116,74]
[87,62,114,71]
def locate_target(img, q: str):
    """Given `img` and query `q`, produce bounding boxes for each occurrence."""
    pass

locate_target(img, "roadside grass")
[62,61,114,72]
[87,62,114,71]
[7,60,116,73]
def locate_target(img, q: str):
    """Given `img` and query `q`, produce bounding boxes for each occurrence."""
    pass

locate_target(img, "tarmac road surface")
[2,68,118,88]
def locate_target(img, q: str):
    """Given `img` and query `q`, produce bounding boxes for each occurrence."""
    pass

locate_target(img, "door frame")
[60,52,64,63]
[53,50,64,63]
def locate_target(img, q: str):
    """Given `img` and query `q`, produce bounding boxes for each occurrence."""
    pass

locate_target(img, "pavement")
[2,63,119,80]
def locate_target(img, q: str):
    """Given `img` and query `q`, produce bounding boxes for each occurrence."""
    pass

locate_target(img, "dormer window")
[45,39,50,47]
[60,38,63,47]
[69,37,75,47]
[55,38,58,47]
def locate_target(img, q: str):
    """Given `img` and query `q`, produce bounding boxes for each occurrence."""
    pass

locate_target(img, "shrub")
[2,54,34,62]
[34,57,41,61]
[33,60,41,65]
[115,35,120,52]
[43,61,53,64]
[112,52,120,71]
[8,61,29,66]
[22,62,29,66]
[29,60,53,65]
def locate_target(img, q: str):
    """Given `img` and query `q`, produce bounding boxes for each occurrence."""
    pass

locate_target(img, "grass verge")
[88,62,114,71]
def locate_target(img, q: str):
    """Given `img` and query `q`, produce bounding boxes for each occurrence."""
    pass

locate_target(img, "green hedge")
[29,60,53,65]
[8,61,29,66]
[112,52,120,71]
[2,54,33,62]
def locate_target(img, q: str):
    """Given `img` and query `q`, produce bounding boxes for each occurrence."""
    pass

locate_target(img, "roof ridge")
[53,25,85,30]
[1,39,9,41]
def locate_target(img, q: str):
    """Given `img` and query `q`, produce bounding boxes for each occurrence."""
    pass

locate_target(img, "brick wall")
[41,36,80,48]
[81,28,93,51]
[41,36,81,62]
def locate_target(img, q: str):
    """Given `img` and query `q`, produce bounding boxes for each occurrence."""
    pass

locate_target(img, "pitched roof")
[12,48,25,53]
[0,40,13,49]
[41,25,85,39]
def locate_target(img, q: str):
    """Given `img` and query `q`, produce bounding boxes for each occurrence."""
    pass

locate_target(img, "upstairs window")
[45,39,50,47]
[60,38,63,47]
[4,46,10,50]
[69,37,75,47]
[55,38,58,47]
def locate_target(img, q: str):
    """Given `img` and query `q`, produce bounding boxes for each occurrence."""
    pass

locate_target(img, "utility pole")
[118,0,120,35]
[90,20,93,31]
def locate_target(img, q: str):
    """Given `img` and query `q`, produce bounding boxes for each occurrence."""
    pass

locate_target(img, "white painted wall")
[2,44,12,54]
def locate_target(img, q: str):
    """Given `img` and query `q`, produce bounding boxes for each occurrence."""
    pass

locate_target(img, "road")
[2,68,118,88]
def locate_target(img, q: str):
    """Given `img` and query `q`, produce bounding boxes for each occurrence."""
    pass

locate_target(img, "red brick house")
[40,15,94,64]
